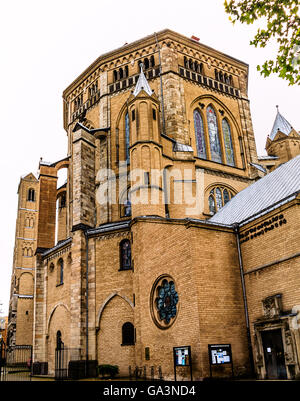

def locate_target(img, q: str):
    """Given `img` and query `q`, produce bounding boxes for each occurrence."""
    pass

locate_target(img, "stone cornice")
[63,29,248,100]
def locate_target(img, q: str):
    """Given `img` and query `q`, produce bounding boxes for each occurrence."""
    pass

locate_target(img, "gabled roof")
[133,63,153,97]
[209,155,300,226]
[269,108,294,140]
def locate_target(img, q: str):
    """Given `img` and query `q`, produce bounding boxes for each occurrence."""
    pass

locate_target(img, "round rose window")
[150,275,179,329]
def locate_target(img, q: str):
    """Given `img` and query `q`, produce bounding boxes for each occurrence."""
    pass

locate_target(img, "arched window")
[122,322,134,345]
[150,55,155,67]
[119,68,123,80]
[124,65,129,78]
[206,106,222,163]
[56,331,63,350]
[208,186,235,214]
[58,258,64,285]
[144,58,149,70]
[222,119,235,166]
[120,239,131,270]
[27,188,35,202]
[125,112,130,163]
[193,109,206,159]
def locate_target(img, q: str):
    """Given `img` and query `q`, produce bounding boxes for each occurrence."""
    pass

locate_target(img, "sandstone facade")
[7,29,300,380]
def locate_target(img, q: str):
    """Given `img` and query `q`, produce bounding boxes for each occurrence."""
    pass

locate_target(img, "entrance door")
[261,329,287,379]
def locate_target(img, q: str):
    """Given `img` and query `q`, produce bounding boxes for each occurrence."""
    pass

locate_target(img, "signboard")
[174,346,191,366]
[208,344,232,365]
[173,346,192,381]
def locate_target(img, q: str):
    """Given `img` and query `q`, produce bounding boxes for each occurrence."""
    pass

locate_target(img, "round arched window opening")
[150,275,179,330]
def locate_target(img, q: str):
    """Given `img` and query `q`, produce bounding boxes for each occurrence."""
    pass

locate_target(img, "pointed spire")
[133,63,153,97]
[269,106,293,140]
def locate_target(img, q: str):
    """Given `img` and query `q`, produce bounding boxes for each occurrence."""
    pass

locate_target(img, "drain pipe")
[84,230,89,377]
[234,223,255,377]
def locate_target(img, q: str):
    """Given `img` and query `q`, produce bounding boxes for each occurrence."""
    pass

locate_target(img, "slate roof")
[269,109,293,140]
[209,155,300,226]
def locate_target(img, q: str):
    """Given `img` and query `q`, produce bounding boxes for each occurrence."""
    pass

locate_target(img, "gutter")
[84,230,89,377]
[233,223,255,377]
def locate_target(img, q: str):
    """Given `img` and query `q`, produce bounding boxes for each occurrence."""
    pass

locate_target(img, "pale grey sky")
[0,0,299,315]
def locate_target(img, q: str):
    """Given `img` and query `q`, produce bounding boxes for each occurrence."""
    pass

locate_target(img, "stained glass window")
[215,188,223,210]
[125,112,130,163]
[208,194,216,214]
[206,106,222,163]
[209,187,234,214]
[223,189,230,205]
[193,109,206,159]
[120,239,131,270]
[222,119,235,166]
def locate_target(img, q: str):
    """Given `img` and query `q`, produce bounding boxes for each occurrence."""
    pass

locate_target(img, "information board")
[208,344,232,365]
[173,346,192,381]
[174,346,190,366]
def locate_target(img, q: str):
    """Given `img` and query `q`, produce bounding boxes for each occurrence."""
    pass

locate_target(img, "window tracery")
[125,112,130,163]
[222,119,235,166]
[206,105,222,163]
[193,109,206,159]
[208,186,235,214]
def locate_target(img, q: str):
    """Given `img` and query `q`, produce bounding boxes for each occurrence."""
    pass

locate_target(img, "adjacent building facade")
[7,29,300,380]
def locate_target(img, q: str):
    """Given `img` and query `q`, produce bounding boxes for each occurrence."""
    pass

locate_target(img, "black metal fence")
[129,365,163,381]
[0,340,32,381]
[55,344,94,381]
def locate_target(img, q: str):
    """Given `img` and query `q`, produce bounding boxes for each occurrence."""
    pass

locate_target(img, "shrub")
[98,364,119,378]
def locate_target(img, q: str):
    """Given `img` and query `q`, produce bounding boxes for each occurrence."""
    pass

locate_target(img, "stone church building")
[7,29,300,380]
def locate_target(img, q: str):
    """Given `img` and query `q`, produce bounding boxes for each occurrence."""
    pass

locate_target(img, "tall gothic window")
[120,239,131,270]
[206,106,222,163]
[125,112,130,163]
[222,119,235,166]
[193,109,206,159]
[58,258,64,285]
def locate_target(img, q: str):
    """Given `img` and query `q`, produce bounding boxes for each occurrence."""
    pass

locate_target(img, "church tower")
[263,106,300,172]
[7,173,39,347]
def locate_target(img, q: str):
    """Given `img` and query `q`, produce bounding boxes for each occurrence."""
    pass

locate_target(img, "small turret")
[264,106,300,172]
[128,64,165,218]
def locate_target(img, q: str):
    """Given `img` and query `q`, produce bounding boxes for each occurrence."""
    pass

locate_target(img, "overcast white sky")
[0,0,299,315]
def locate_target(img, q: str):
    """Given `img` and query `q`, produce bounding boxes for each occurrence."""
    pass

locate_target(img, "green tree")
[224,0,300,85]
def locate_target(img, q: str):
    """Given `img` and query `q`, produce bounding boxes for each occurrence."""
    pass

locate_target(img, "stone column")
[70,127,96,355]
[32,253,47,363]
